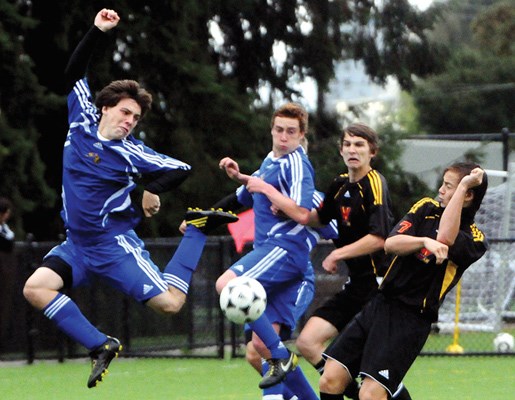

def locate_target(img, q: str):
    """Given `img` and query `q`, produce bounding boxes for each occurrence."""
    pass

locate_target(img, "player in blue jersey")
[22,9,236,389]
[224,189,338,400]
[319,162,487,400]
[215,102,319,398]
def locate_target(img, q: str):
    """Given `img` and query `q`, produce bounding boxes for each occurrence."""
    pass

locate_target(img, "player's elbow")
[436,234,455,247]
[384,237,399,255]
[297,211,311,225]
[370,235,385,252]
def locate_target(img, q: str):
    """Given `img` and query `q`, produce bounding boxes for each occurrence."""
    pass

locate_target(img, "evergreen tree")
[0,0,56,239]
[413,0,515,134]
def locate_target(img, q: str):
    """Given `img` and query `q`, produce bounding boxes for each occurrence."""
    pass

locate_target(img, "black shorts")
[311,281,377,332]
[324,294,431,397]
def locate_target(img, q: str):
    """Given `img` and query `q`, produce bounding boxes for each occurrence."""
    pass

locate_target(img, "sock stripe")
[44,294,71,319]
[164,273,189,294]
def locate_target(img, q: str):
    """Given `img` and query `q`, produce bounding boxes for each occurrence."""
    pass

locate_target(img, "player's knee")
[296,330,311,354]
[147,290,186,314]
[319,372,342,394]
[22,281,37,304]
[215,278,225,295]
[359,378,387,400]
[215,270,237,295]
[23,281,50,309]
[296,329,318,358]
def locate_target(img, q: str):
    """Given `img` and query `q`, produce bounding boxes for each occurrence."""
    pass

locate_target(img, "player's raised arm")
[64,9,119,92]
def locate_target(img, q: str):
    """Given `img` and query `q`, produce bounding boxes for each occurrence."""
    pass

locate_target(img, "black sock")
[314,359,326,375]
[320,393,344,400]
[392,385,412,400]
[343,379,360,399]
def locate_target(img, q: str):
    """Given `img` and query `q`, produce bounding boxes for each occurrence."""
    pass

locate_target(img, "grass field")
[1,356,514,399]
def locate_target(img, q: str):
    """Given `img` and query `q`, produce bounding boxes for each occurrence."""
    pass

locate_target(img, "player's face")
[340,133,374,172]
[438,170,461,207]
[271,116,304,157]
[99,98,142,140]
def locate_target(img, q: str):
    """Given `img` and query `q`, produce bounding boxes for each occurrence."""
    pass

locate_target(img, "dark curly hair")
[95,80,152,118]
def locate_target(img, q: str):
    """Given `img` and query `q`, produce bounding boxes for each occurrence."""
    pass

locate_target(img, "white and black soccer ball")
[493,332,514,353]
[219,276,267,324]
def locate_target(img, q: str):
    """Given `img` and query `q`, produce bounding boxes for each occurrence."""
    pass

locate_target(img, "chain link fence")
[0,236,513,363]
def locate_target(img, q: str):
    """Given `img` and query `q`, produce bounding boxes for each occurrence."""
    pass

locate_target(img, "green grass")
[0,356,513,399]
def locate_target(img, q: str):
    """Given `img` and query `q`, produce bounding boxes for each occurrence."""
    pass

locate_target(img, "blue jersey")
[236,146,315,256]
[63,78,191,245]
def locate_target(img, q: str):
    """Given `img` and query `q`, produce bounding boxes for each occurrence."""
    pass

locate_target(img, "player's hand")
[178,220,187,234]
[219,157,240,180]
[142,190,161,218]
[94,9,120,32]
[322,251,340,274]
[460,167,484,190]
[423,237,449,265]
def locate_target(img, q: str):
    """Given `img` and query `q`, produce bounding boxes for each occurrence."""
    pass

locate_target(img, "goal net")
[437,163,515,333]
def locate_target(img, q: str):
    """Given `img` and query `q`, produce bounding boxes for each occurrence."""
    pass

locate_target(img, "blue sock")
[284,366,319,400]
[283,384,296,400]
[262,360,285,399]
[163,226,206,294]
[248,314,289,359]
[43,293,107,351]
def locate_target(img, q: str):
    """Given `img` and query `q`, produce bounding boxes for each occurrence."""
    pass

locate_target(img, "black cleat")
[87,336,122,388]
[185,208,238,234]
[259,350,298,389]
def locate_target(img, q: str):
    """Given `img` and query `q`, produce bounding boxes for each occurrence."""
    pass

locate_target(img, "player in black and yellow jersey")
[283,123,411,399]
[319,162,488,400]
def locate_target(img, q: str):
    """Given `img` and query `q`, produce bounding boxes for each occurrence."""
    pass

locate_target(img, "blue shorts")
[244,274,314,340]
[230,242,309,330]
[44,230,169,302]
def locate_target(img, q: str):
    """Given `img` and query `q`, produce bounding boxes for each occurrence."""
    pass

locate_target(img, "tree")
[0,0,56,238]
[413,0,515,134]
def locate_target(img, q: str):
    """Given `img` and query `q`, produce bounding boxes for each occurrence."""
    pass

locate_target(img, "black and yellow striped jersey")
[317,169,394,281]
[380,197,488,322]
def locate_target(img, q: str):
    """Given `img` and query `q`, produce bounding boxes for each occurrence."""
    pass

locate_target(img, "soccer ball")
[493,332,514,353]
[219,276,267,324]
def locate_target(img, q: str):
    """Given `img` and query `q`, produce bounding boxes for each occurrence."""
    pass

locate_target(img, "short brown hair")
[271,102,309,133]
[95,80,153,118]
[340,123,379,154]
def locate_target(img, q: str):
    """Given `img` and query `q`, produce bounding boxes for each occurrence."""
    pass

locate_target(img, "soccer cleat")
[87,336,122,388]
[258,350,298,389]
[184,208,238,234]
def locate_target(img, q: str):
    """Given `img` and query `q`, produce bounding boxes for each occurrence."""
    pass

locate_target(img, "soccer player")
[319,162,488,400]
[243,191,338,400]
[22,9,236,389]
[216,102,319,398]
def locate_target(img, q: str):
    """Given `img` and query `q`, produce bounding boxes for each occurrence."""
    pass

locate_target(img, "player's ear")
[464,189,474,205]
